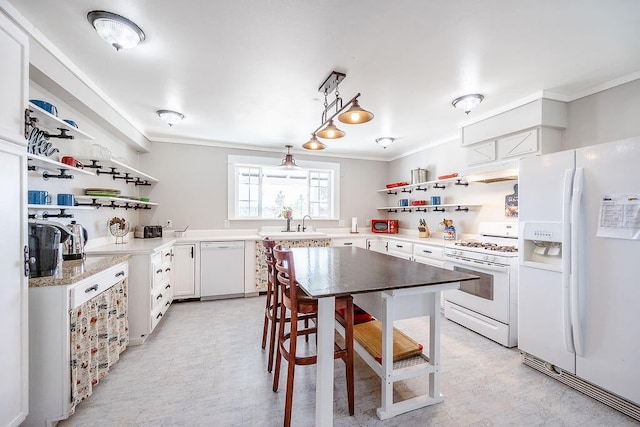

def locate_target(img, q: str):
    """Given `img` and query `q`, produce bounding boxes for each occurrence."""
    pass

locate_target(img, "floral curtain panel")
[69,279,128,413]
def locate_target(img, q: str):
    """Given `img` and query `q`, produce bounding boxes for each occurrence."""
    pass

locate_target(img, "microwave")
[371,219,399,234]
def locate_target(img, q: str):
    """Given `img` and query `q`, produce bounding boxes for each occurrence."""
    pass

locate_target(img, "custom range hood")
[461,159,519,183]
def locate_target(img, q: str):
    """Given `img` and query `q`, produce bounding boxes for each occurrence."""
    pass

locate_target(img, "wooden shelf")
[28,102,94,140]
[77,157,159,185]
[75,195,158,210]
[377,177,468,193]
[27,154,95,178]
[377,203,481,213]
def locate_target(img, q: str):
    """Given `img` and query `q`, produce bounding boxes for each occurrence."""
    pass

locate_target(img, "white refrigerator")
[518,138,640,415]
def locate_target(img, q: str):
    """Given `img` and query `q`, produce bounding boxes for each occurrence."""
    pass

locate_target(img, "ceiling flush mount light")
[452,94,484,114]
[87,10,145,51]
[157,109,185,127]
[375,137,395,149]
[280,145,300,169]
[302,134,326,151]
[302,70,374,150]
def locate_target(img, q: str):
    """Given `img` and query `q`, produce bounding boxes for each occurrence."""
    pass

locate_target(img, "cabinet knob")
[156,293,163,300]
[115,270,125,277]
[156,312,163,319]
[156,269,163,274]
[165,284,171,289]
[343,242,353,246]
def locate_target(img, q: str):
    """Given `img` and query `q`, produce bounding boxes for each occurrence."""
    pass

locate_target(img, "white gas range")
[442,222,519,348]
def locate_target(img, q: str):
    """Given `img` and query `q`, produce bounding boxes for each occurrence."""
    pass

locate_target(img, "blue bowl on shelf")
[63,119,78,128]
[30,99,58,117]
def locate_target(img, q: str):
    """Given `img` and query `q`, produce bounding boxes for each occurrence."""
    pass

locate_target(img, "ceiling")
[10,0,640,160]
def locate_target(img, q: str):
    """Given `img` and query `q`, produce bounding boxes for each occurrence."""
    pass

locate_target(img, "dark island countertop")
[290,246,478,298]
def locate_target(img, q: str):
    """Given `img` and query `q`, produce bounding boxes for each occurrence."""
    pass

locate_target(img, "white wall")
[564,78,640,149]
[388,140,518,236]
[28,83,140,241]
[138,142,388,231]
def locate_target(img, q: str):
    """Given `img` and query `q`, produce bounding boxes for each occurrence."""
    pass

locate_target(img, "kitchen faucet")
[302,215,312,232]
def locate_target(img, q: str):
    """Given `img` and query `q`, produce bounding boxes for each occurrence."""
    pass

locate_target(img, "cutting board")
[505,184,518,217]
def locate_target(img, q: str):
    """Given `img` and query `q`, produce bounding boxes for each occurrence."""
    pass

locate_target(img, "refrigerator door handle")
[571,168,585,357]
[562,169,575,353]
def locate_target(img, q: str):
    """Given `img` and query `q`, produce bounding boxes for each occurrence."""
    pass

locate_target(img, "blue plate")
[30,99,58,117]
[63,119,78,128]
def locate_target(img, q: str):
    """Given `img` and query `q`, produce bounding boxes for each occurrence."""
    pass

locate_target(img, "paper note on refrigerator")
[596,193,640,239]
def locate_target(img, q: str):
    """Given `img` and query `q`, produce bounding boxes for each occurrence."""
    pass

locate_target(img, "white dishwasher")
[200,241,245,300]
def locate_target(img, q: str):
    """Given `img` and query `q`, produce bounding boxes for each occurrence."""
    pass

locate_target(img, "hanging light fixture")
[157,110,185,127]
[303,70,374,150]
[375,137,395,149]
[302,134,326,150]
[452,94,484,114]
[87,11,145,51]
[280,145,300,169]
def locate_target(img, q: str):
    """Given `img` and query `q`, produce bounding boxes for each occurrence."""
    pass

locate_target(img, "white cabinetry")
[127,244,174,344]
[0,8,29,427]
[385,239,413,260]
[466,140,496,165]
[367,238,387,253]
[412,243,444,268]
[331,237,367,248]
[25,262,129,427]
[173,243,199,299]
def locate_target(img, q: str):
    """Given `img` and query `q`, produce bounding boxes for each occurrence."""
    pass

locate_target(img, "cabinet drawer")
[412,243,443,260]
[70,263,128,309]
[331,238,367,248]
[386,240,413,254]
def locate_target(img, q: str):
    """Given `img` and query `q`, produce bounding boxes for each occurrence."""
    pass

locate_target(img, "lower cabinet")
[25,262,129,427]
[128,245,174,345]
[367,238,388,253]
[173,243,199,299]
[385,238,413,260]
[331,237,367,248]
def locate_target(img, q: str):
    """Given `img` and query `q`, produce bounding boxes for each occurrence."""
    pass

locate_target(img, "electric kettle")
[63,221,88,260]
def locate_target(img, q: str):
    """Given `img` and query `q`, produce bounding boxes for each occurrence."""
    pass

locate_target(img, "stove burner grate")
[455,241,518,253]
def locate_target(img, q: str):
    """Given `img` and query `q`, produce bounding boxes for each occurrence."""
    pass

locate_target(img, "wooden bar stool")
[272,245,355,427]
[260,238,313,372]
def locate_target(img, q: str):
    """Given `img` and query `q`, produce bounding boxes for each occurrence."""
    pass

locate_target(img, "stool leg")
[273,301,287,392]
[267,287,280,372]
[261,283,272,349]
[345,298,355,416]
[283,313,297,427]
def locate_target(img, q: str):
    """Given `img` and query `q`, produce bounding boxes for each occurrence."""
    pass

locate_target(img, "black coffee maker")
[28,222,71,278]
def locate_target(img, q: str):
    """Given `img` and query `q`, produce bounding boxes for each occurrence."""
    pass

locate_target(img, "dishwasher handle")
[201,241,245,250]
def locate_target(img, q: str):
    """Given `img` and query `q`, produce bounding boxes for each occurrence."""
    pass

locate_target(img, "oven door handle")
[444,257,509,272]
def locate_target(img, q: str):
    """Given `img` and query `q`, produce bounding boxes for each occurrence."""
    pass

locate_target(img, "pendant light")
[87,11,145,51]
[280,145,300,169]
[302,134,326,150]
[452,94,484,114]
[316,119,345,139]
[338,99,374,124]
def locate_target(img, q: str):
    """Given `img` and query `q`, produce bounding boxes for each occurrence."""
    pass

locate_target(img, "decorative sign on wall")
[505,184,518,217]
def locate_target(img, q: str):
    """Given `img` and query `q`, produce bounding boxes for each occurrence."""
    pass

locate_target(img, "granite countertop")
[29,254,131,288]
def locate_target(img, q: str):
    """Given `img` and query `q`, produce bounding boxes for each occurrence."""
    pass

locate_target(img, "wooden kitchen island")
[290,246,478,426]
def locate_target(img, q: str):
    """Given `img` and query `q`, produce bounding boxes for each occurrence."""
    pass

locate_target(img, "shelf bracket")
[401,188,412,194]
[42,169,74,180]
[386,209,398,213]
[386,190,398,195]
[455,206,470,212]
[433,183,446,189]
[97,167,120,178]
[82,159,103,170]
[134,178,151,186]
[415,208,428,212]
[113,172,135,184]
[24,108,38,139]
[43,128,74,140]
[454,179,469,187]
[414,186,428,192]
[76,198,103,208]
[433,207,446,212]
[42,209,73,219]
[401,208,412,213]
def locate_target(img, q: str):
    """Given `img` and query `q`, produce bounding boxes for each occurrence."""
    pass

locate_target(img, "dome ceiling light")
[303,70,374,150]
[87,10,145,51]
[375,137,395,149]
[452,94,484,114]
[157,110,185,127]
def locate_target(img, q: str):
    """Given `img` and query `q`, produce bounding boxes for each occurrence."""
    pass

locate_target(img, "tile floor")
[59,297,639,427]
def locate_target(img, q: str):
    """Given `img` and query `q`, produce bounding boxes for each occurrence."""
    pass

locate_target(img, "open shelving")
[77,157,159,186]
[27,153,95,180]
[26,102,94,140]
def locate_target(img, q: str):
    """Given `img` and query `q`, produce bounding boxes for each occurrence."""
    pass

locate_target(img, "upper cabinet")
[461,98,566,166]
[0,10,29,146]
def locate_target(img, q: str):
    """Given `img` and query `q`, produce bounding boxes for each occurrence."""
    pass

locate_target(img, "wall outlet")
[224,220,230,228]
[338,220,345,226]
[165,219,173,228]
